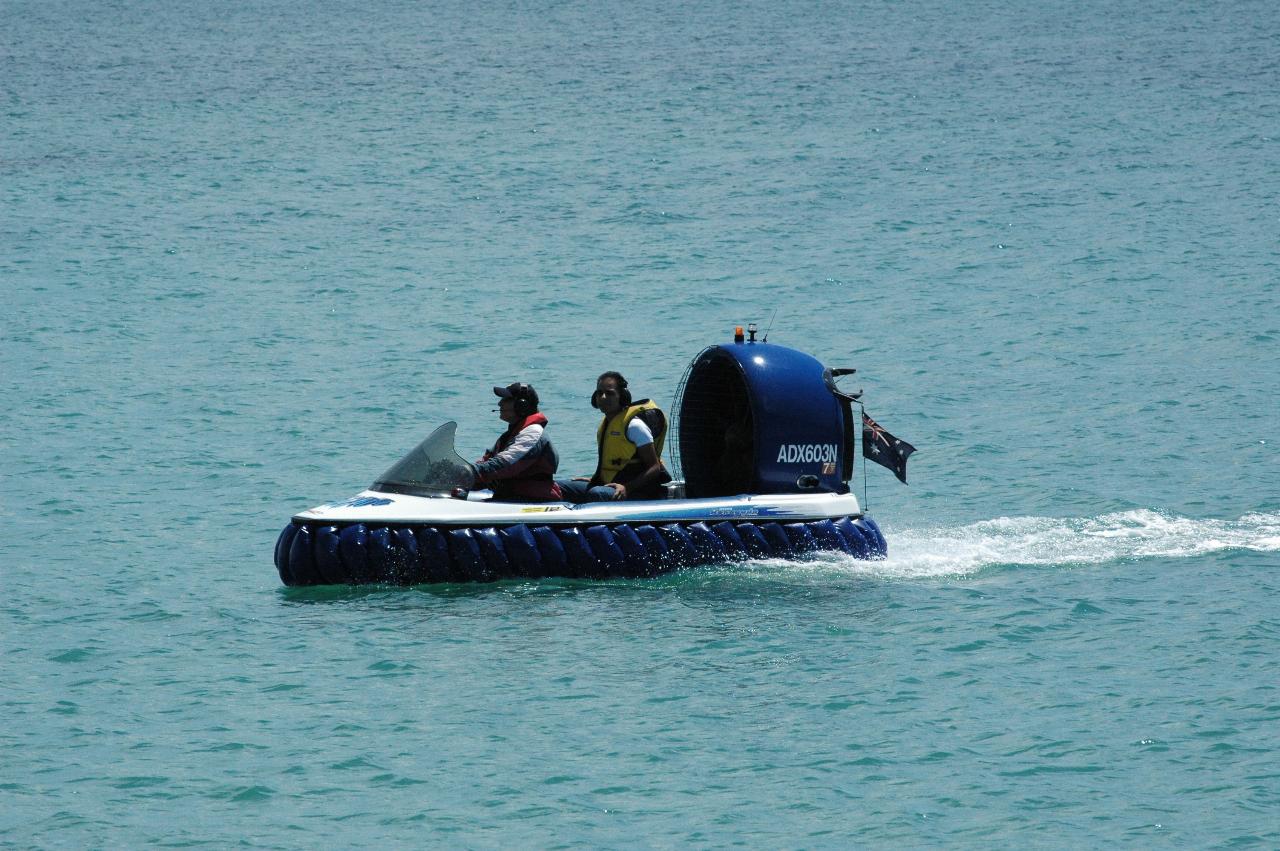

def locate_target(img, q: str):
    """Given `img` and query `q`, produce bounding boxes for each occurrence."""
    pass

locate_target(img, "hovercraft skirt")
[274,516,887,586]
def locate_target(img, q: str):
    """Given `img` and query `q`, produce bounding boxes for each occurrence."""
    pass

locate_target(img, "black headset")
[511,383,537,417]
[590,371,632,409]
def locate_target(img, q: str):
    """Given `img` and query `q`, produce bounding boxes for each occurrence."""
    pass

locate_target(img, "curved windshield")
[371,422,476,496]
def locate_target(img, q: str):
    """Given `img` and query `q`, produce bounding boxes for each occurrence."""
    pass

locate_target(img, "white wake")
[814,509,1280,579]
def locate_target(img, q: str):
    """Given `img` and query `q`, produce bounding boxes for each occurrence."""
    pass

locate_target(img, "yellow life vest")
[593,400,667,485]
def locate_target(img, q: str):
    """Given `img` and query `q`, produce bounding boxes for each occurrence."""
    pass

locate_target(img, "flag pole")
[860,403,870,512]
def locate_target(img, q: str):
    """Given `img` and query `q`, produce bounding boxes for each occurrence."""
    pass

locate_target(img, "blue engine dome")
[673,341,855,498]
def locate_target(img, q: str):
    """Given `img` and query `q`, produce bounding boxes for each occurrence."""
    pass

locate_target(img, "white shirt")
[626,417,654,448]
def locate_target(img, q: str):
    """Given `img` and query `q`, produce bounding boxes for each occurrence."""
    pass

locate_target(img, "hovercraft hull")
[274,491,886,586]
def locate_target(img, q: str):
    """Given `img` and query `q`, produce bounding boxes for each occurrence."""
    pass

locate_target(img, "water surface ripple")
[3,0,1278,845]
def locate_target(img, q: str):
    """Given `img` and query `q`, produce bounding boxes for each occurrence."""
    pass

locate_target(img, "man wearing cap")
[473,383,562,502]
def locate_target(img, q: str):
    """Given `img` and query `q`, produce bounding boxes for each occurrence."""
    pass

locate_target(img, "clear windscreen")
[371,422,476,496]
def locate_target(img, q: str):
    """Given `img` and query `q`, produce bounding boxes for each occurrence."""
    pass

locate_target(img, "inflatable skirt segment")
[274,516,887,586]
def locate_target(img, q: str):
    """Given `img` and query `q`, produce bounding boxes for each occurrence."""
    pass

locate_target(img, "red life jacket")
[480,413,562,502]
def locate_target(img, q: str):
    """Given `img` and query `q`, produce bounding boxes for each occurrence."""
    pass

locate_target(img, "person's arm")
[474,425,543,483]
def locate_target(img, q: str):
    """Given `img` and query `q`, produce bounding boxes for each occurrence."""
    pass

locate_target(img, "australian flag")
[862,412,916,484]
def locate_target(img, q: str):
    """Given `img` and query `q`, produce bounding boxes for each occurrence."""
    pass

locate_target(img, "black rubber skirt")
[274,516,887,586]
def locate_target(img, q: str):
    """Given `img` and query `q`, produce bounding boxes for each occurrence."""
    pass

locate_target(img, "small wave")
[850,509,1280,579]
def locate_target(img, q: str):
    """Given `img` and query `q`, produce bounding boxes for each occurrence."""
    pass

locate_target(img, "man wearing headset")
[473,382,562,502]
[558,371,670,503]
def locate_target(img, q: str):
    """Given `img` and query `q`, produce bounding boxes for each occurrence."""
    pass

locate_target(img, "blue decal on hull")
[322,496,394,510]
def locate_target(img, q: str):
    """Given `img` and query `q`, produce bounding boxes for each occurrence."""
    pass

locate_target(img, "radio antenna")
[762,307,778,342]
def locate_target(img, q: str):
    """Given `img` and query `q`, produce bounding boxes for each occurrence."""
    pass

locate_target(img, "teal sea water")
[4,0,1279,845]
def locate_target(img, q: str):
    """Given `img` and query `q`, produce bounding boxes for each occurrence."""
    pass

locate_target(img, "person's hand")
[609,483,627,500]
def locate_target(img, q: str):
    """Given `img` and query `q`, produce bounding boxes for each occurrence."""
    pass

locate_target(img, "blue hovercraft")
[274,332,891,585]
